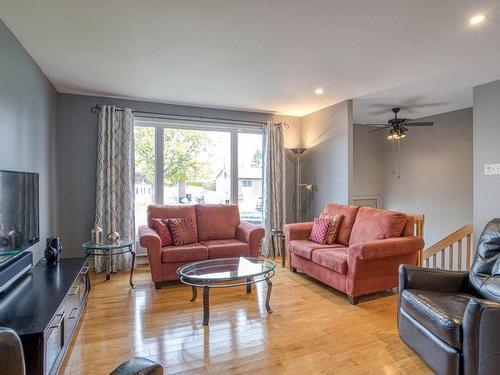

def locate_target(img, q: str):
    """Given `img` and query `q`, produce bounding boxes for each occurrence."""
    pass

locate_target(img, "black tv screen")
[0,170,39,261]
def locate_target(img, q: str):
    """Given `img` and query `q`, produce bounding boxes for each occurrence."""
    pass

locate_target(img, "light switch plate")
[484,163,500,175]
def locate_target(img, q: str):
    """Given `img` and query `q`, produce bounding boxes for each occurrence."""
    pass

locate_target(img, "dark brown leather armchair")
[0,327,163,375]
[398,219,500,375]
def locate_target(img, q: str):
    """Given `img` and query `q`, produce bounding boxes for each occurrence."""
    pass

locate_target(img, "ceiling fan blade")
[405,122,434,126]
[368,126,390,133]
[362,123,389,127]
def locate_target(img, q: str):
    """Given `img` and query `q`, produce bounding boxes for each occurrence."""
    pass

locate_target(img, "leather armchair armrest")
[109,356,163,375]
[398,264,469,293]
[283,222,313,241]
[0,327,25,375]
[236,221,265,257]
[349,236,424,261]
[463,299,500,375]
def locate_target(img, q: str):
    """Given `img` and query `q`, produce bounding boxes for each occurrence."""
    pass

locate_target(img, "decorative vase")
[91,226,103,244]
[107,231,120,244]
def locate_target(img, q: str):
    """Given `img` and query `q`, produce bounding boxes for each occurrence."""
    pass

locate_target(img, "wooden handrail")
[406,213,424,265]
[421,224,473,271]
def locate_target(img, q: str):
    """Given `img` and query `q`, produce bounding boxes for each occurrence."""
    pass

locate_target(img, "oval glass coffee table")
[177,257,276,326]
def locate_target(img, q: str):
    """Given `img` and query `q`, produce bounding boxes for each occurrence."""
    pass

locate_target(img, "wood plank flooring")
[60,259,431,374]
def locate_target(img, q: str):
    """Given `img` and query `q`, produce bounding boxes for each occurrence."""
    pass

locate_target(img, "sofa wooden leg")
[155,282,162,290]
[348,296,359,305]
[290,267,297,273]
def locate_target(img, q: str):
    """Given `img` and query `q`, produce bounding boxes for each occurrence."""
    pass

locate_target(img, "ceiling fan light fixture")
[469,14,486,25]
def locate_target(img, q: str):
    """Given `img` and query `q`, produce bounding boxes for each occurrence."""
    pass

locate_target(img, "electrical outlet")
[484,163,500,175]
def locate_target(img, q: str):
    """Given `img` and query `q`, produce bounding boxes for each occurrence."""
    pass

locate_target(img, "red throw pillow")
[152,218,173,247]
[309,217,331,244]
[168,217,198,246]
[320,213,344,245]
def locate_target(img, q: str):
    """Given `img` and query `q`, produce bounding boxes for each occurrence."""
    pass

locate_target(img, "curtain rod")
[90,105,287,128]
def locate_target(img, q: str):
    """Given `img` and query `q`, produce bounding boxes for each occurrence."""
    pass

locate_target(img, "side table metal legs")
[129,245,136,289]
[106,253,111,280]
[265,277,273,314]
[246,277,252,293]
[191,286,197,302]
[203,286,210,326]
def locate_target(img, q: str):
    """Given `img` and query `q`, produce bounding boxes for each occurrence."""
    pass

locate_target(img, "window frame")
[133,117,264,208]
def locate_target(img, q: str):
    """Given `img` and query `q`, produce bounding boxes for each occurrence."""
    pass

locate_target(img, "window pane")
[238,133,263,224]
[134,126,156,233]
[163,128,231,205]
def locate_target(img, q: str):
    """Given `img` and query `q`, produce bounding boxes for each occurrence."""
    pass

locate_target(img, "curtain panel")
[94,106,135,272]
[262,121,286,256]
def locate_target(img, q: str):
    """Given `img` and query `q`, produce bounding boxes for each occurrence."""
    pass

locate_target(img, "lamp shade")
[290,147,307,155]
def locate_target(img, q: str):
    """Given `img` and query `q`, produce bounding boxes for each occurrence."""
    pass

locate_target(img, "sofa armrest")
[349,236,424,261]
[463,299,500,375]
[283,222,313,241]
[108,356,163,375]
[398,264,469,293]
[139,225,161,250]
[139,225,163,282]
[236,221,265,257]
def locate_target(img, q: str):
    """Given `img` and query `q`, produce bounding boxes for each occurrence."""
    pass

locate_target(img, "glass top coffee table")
[177,257,276,326]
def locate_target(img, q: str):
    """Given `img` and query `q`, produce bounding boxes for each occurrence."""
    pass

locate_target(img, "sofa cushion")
[349,207,407,245]
[322,204,360,246]
[309,217,330,244]
[151,218,173,247]
[312,248,348,274]
[400,289,472,350]
[196,204,241,241]
[161,243,208,263]
[168,217,198,246]
[201,239,250,259]
[289,239,344,260]
[148,204,198,234]
[320,213,344,245]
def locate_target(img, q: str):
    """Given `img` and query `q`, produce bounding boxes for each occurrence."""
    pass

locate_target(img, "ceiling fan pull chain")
[392,139,395,174]
[398,138,401,178]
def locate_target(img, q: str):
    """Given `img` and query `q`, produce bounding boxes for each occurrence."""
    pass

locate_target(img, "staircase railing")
[420,224,473,271]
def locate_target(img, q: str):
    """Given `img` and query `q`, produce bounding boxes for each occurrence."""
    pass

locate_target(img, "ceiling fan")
[362,107,434,178]
[364,107,434,140]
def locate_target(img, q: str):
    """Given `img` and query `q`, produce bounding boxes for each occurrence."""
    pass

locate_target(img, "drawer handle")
[69,285,80,296]
[49,313,65,329]
[81,266,89,275]
[68,307,79,320]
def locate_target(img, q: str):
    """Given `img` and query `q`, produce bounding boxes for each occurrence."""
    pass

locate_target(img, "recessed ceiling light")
[314,88,324,96]
[469,14,486,25]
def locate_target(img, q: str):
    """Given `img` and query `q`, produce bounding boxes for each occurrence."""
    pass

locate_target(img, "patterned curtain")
[262,121,286,256]
[94,106,135,272]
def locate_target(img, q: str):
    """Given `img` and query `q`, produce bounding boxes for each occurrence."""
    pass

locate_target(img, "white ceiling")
[1,0,500,117]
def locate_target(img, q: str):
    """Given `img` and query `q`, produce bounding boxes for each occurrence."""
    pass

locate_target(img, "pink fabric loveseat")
[284,204,424,304]
[139,204,265,289]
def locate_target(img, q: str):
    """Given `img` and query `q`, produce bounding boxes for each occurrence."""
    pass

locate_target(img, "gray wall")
[473,80,500,242]
[0,19,58,263]
[300,100,353,220]
[353,108,473,247]
[352,123,384,202]
[57,94,301,257]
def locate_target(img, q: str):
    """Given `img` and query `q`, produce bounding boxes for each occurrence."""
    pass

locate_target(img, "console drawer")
[45,310,65,375]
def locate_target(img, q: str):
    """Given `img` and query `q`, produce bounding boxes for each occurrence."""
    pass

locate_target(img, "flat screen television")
[0,170,39,265]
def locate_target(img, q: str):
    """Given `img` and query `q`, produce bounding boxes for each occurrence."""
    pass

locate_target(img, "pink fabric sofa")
[139,204,265,288]
[284,204,424,304]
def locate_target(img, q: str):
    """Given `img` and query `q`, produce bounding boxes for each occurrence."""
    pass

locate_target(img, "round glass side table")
[82,239,136,288]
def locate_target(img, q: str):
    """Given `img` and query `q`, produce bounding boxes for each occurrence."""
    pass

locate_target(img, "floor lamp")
[290,148,315,222]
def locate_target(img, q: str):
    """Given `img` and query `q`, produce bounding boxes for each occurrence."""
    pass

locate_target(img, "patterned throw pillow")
[168,217,198,246]
[320,213,344,245]
[309,217,331,244]
[152,218,173,247]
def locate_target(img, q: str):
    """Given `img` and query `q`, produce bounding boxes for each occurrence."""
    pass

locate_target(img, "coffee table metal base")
[185,273,274,326]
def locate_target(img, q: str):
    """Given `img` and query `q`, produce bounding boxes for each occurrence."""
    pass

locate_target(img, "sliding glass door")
[134,120,263,234]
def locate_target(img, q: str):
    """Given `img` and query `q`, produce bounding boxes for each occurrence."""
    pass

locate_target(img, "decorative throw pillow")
[320,213,344,245]
[151,218,173,247]
[168,217,198,246]
[308,217,331,244]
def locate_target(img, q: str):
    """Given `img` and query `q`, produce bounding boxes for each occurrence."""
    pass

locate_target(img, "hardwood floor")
[60,259,431,375]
